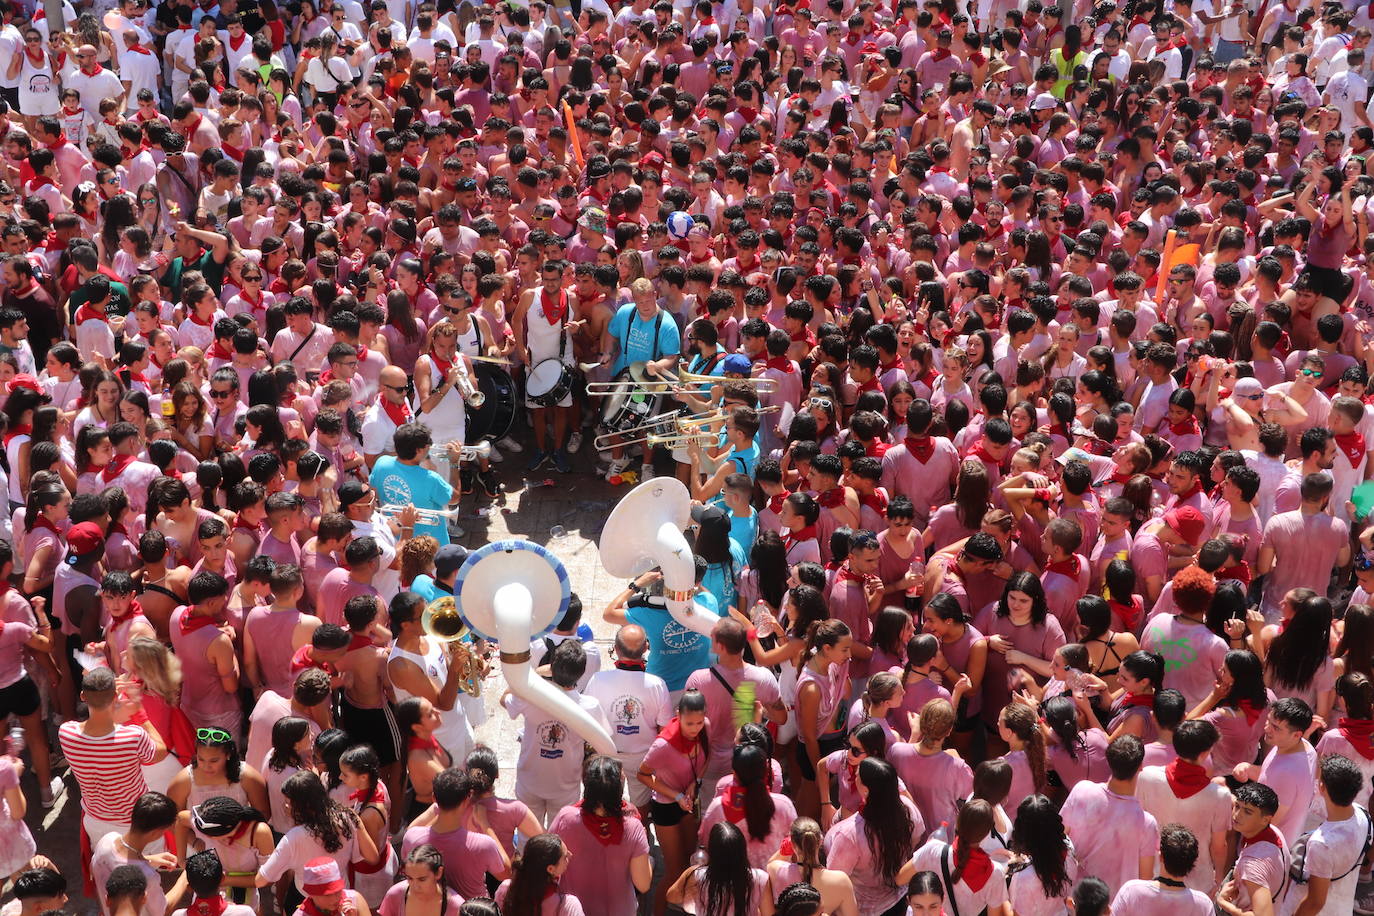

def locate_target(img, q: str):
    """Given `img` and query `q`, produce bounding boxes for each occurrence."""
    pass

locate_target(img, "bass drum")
[465,365,517,444]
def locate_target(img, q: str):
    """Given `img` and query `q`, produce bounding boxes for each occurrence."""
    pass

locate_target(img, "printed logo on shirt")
[380,473,413,508]
[662,620,704,652]
[611,696,642,736]
[536,720,567,759]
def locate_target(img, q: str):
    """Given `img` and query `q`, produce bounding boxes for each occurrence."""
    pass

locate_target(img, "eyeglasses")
[243,275,262,282]
[443,305,464,314]
[1239,393,1264,401]
[209,389,234,399]
[847,744,865,756]
[383,384,408,393]
[196,727,233,744]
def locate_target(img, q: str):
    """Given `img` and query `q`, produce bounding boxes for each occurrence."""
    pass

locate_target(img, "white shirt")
[584,667,671,756]
[1278,806,1371,916]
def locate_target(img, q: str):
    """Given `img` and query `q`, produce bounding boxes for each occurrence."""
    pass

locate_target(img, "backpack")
[1288,805,1374,886]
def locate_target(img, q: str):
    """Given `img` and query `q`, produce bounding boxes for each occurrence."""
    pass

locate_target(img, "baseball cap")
[722,354,752,375]
[434,543,469,578]
[66,522,104,562]
[302,858,345,897]
[691,504,728,526]
[1164,506,1207,546]
[1032,93,1059,111]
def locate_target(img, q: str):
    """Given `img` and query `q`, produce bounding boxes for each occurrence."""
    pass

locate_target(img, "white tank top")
[388,640,472,758]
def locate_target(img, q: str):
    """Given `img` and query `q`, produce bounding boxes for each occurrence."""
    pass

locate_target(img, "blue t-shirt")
[701,541,748,614]
[609,303,681,373]
[728,509,758,556]
[368,457,454,544]
[625,595,715,692]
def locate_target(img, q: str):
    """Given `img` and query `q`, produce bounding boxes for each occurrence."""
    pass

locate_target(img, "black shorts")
[650,799,688,827]
[796,732,848,782]
[0,676,40,718]
[338,696,401,767]
[0,88,18,113]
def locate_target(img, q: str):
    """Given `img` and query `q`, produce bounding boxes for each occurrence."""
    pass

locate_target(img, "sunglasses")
[209,389,234,399]
[196,727,233,744]
[808,397,832,410]
[1301,368,1321,377]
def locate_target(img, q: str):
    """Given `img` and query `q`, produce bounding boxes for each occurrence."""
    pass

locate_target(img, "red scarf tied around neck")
[1338,718,1374,760]
[74,302,108,325]
[102,453,136,484]
[816,487,846,509]
[951,838,994,891]
[1336,431,1367,467]
[1240,825,1284,851]
[931,47,953,62]
[1237,698,1264,725]
[904,435,936,462]
[1043,555,1081,579]
[764,356,795,374]
[1122,691,1155,708]
[721,785,749,825]
[577,799,629,846]
[110,597,146,625]
[766,491,791,516]
[382,397,412,428]
[429,350,454,377]
[2,423,30,447]
[541,287,569,325]
[1168,414,1200,437]
[408,734,441,753]
[189,895,229,916]
[661,716,700,754]
[178,607,220,636]
[783,525,817,553]
[1164,758,1210,798]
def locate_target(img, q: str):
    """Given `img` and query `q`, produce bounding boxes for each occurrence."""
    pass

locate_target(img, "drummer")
[599,278,682,482]
[513,261,579,475]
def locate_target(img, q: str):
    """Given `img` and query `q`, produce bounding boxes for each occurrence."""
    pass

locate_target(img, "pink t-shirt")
[377,881,464,916]
[824,797,925,914]
[1110,879,1213,915]
[1257,741,1319,846]
[316,568,380,628]
[1047,727,1109,789]
[640,735,707,803]
[1140,615,1228,711]
[1059,782,1160,897]
[549,805,650,916]
[1135,766,1233,892]
[0,620,33,689]
[697,791,797,868]
[1231,834,1287,911]
[494,882,584,916]
[399,823,505,901]
[887,744,972,838]
[683,664,782,776]
[1259,510,1348,617]
[880,438,960,528]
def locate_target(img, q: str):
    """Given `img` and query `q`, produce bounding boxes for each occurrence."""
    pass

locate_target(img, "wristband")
[674,791,685,803]
[746,627,759,641]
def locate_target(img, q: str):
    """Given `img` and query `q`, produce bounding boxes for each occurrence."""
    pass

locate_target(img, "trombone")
[585,362,680,396]
[596,404,779,450]
[675,368,780,395]
[380,504,464,524]
[646,430,719,449]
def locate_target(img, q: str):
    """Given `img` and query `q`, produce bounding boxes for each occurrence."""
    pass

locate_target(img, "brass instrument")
[453,371,486,408]
[646,430,719,449]
[676,368,779,394]
[380,504,464,524]
[585,361,679,395]
[596,404,780,450]
[422,596,484,698]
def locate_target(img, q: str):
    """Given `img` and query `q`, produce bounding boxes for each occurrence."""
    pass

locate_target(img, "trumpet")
[678,404,781,429]
[593,405,712,451]
[380,504,464,524]
[429,441,490,463]
[453,371,486,408]
[675,368,780,394]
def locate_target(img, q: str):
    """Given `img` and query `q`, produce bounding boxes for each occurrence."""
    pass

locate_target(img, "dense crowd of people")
[2,0,1374,913]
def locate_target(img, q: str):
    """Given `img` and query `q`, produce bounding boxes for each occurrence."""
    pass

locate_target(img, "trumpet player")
[415,320,498,501]
[687,405,762,504]
[367,423,463,546]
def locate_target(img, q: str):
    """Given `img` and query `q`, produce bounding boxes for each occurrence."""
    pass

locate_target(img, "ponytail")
[1000,703,1046,795]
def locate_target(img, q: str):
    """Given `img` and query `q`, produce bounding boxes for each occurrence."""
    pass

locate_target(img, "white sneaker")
[604,457,632,481]
[640,463,656,481]
[486,444,504,463]
[40,776,63,808]
[567,430,584,453]
[496,435,523,453]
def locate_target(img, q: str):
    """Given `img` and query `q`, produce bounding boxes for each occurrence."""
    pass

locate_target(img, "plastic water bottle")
[689,847,708,868]
[6,726,25,758]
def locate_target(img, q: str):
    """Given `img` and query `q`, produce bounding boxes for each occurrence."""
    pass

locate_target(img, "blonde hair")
[630,277,654,296]
[401,535,439,587]
[918,697,955,745]
[127,636,182,705]
[788,817,824,886]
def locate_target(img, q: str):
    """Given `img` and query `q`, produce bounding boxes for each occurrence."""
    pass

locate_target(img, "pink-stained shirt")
[377,881,465,916]
[1257,741,1319,846]
[911,838,1010,916]
[316,568,380,628]
[1140,615,1229,711]
[887,744,972,839]
[1009,847,1078,916]
[972,608,1067,726]
[1314,728,1374,808]
[825,576,874,681]
[926,504,981,553]
[0,619,33,689]
[1040,554,1090,634]
[399,823,505,901]
[549,804,650,916]
[880,438,960,528]
[697,791,797,868]
[889,676,951,742]
[1259,509,1349,617]
[168,606,239,730]
[1230,833,1287,912]
[824,797,926,915]
[640,735,707,803]
[244,606,309,698]
[494,881,584,916]
[1047,727,1110,789]
[1135,767,1233,892]
[1059,782,1160,897]
[683,663,782,777]
[477,796,535,860]
[1110,879,1213,915]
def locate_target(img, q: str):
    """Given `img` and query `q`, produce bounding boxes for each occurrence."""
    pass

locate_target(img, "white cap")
[1032,92,1059,111]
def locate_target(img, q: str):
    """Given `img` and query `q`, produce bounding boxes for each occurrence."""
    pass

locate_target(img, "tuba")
[453,540,615,754]
[423,596,483,698]
[599,478,721,637]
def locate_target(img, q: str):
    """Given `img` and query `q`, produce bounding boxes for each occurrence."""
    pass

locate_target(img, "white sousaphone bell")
[454,539,615,755]
[599,477,722,638]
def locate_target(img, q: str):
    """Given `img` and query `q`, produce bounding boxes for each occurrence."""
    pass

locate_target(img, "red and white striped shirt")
[57,722,156,822]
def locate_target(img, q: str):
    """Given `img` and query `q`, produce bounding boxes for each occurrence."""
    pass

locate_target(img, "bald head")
[614,624,647,660]
[379,366,408,403]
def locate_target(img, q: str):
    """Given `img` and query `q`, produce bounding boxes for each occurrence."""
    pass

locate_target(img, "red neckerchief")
[3,423,30,447]
[766,491,790,516]
[791,326,817,347]
[865,441,889,458]
[1110,468,1135,485]
[1218,562,1252,586]
[952,838,993,891]
[382,398,411,427]
[222,143,245,162]
[46,133,69,152]
[347,632,373,652]
[931,46,953,62]
[107,596,145,625]
[904,435,936,462]
[614,658,646,671]
[1043,555,1080,579]
[541,287,569,324]
[178,608,220,636]
[80,62,104,76]
[660,715,700,754]
[1048,423,1071,441]
[1164,758,1210,798]
[1336,431,1367,466]
[1174,479,1203,503]
[30,515,60,537]
[783,525,817,553]
[24,45,45,64]
[429,350,454,376]
[857,376,880,393]
[1109,599,1141,633]
[355,343,370,363]
[1337,718,1374,760]
[228,32,248,51]
[408,735,441,753]
[577,799,628,846]
[817,487,846,509]
[859,489,888,515]
[183,113,203,139]
[348,782,378,805]
[879,359,902,375]
[74,302,108,324]
[721,785,748,824]
[1122,691,1154,708]
[1240,825,1283,851]
[1237,698,1264,725]
[127,42,152,55]
[837,563,874,586]
[764,356,795,374]
[189,310,216,327]
[101,453,136,483]
[968,440,1003,470]
[189,894,229,916]
[1169,414,1200,437]
[290,643,335,675]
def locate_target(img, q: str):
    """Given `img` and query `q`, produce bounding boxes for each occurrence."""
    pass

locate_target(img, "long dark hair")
[1267,593,1332,690]
[857,758,915,883]
[1041,694,1085,762]
[700,822,754,916]
[997,571,1050,626]
[786,584,828,640]
[1335,604,1374,680]
[192,729,243,782]
[749,531,788,610]
[267,716,310,773]
[1009,795,1070,897]
[949,799,994,885]
[1221,649,1269,712]
[871,607,911,660]
[505,833,564,916]
[280,770,356,853]
[731,744,776,841]
[581,755,625,818]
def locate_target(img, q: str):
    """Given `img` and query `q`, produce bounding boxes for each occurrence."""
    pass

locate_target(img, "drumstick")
[467,355,514,366]
[577,361,602,373]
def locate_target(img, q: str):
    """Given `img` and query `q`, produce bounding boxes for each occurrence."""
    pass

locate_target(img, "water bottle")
[6,726,25,758]
[689,847,708,868]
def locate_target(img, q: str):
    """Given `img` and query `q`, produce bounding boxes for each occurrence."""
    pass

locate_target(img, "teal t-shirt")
[368,457,454,544]
[625,594,716,692]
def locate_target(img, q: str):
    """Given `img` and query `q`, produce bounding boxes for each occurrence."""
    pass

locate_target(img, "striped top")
[57,721,156,822]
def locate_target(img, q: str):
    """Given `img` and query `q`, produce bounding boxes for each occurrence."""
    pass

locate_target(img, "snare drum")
[526,358,574,408]
[598,369,665,433]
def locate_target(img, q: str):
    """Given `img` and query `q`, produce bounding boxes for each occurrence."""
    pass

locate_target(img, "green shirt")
[165,248,227,301]
[67,279,131,321]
